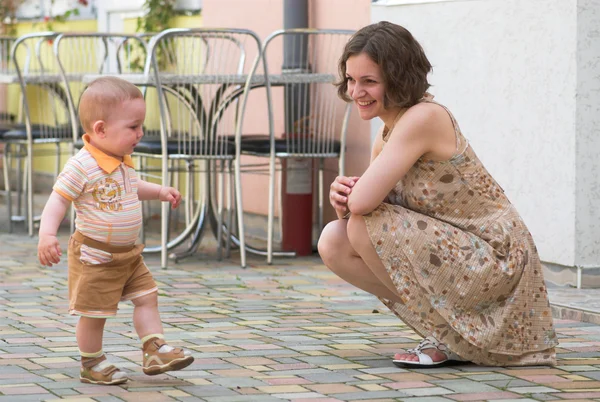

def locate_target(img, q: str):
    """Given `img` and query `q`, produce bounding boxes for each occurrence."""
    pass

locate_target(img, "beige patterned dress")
[364,97,558,366]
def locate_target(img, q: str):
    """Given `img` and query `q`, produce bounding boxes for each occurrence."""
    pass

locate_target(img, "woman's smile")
[357,100,375,108]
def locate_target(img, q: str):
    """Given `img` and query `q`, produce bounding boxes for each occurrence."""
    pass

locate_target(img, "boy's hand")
[159,186,182,209]
[38,234,62,267]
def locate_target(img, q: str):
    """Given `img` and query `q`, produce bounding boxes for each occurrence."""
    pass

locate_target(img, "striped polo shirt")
[54,134,142,246]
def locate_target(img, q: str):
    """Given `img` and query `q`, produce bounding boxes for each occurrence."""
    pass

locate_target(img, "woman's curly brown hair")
[336,21,432,109]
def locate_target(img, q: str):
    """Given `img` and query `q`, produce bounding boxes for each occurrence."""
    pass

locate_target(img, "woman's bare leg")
[318,219,403,303]
[346,213,446,363]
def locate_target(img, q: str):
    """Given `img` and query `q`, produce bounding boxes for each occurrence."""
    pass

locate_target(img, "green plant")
[40,0,89,32]
[136,0,176,34]
[132,0,177,71]
[0,0,24,36]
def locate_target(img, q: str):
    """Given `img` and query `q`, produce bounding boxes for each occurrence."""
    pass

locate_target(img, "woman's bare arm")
[347,103,456,215]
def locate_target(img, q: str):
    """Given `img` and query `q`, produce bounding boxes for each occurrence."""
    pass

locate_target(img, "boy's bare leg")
[132,292,163,338]
[76,317,106,353]
[76,316,128,384]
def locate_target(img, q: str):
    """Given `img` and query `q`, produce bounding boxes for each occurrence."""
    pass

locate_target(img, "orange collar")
[82,134,134,173]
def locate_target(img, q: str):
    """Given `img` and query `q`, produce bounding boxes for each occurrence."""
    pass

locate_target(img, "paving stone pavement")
[2,230,600,402]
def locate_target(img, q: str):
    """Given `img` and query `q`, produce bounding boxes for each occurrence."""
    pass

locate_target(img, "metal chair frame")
[3,32,72,236]
[142,27,260,268]
[237,28,354,264]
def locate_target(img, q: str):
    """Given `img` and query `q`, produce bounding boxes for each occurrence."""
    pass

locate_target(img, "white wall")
[575,0,600,267]
[372,0,584,267]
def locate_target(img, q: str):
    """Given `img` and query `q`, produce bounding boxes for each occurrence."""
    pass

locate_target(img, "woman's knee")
[318,220,348,264]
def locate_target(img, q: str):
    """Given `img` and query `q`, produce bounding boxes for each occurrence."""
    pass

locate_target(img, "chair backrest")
[147,28,261,158]
[261,29,354,158]
[0,36,16,75]
[53,32,148,141]
[0,36,17,124]
[11,32,72,142]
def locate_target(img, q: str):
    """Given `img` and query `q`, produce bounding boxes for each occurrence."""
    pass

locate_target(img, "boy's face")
[92,98,146,159]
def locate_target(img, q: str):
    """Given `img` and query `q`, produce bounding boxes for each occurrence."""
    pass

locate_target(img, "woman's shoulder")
[387,100,458,161]
[390,101,453,141]
[404,100,452,125]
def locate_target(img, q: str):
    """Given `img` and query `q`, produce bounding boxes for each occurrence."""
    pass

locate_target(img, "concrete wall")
[371,0,600,268]
[575,0,600,267]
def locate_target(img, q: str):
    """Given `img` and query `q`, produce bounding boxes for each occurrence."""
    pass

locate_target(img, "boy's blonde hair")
[78,76,143,133]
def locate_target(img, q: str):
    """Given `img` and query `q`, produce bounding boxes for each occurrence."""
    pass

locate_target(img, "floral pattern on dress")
[363,98,557,366]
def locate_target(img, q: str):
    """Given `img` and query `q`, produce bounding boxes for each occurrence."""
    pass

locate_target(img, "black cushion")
[235,135,341,154]
[134,139,236,156]
[0,123,19,137]
[75,130,236,156]
[2,124,73,141]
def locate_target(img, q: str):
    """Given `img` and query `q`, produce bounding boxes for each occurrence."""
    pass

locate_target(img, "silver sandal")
[393,336,467,368]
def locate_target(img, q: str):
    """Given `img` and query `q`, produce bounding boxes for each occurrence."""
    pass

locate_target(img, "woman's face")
[346,52,400,124]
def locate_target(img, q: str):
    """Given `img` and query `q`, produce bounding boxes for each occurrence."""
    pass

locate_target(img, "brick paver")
[0,229,600,402]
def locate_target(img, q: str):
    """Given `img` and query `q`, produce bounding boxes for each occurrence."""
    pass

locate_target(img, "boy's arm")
[38,191,71,267]
[39,191,70,236]
[137,179,162,201]
[138,179,182,209]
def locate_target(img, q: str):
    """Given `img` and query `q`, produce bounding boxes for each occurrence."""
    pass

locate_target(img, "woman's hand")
[329,176,360,215]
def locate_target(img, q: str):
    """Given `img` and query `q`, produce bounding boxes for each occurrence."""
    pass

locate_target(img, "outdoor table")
[81,72,335,85]
[0,72,64,84]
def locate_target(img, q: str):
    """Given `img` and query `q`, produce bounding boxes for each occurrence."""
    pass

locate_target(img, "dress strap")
[418,93,467,153]
[382,110,405,142]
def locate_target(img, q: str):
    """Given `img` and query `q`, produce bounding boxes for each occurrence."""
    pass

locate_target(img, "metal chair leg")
[217,160,224,260]
[3,143,12,233]
[26,142,34,236]
[170,158,179,233]
[226,160,233,258]
[267,152,275,265]
[160,156,170,269]
[185,160,194,230]
[136,156,146,244]
[318,159,324,234]
[16,144,23,218]
[54,143,60,178]
[234,157,246,268]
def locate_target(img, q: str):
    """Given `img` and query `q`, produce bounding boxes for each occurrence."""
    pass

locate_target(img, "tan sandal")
[142,337,194,376]
[79,355,128,385]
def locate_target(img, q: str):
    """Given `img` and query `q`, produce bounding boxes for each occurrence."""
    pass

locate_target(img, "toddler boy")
[37,76,193,385]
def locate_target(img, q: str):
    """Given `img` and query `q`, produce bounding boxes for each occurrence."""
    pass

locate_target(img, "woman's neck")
[382,108,406,132]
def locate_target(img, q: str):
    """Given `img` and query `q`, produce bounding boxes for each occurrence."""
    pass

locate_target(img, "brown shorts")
[68,231,158,317]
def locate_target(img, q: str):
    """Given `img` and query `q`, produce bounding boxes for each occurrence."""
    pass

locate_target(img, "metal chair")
[0,36,18,133]
[140,28,263,268]
[0,36,17,210]
[237,28,354,264]
[0,35,18,228]
[1,32,72,235]
[128,31,201,246]
[53,32,148,142]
